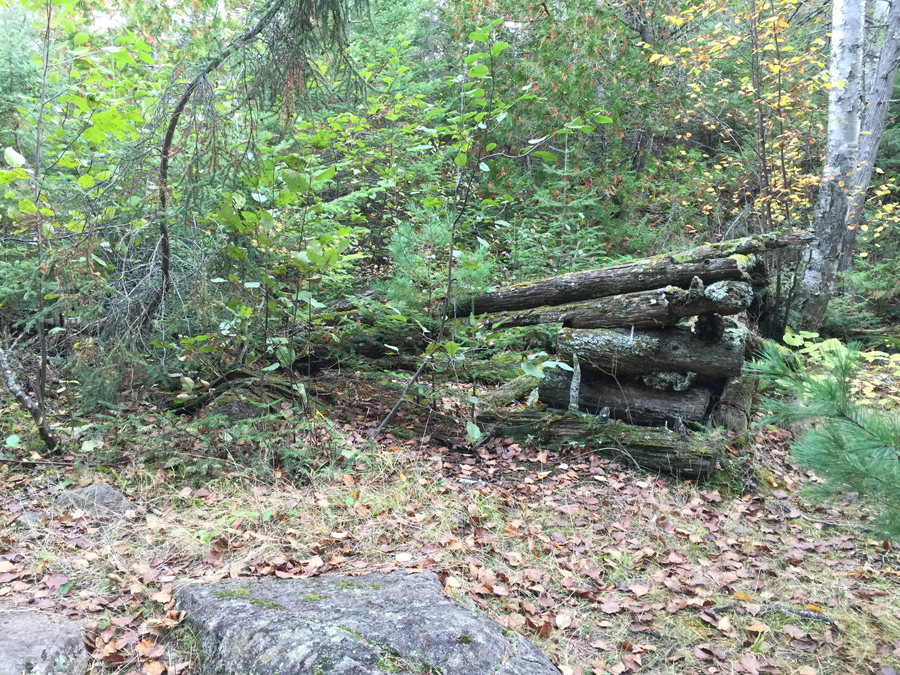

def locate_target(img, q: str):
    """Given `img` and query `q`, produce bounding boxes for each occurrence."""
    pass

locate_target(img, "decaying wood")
[539,368,712,426]
[557,327,745,378]
[476,373,540,411]
[475,408,719,477]
[484,280,753,329]
[0,343,62,452]
[708,374,757,437]
[468,232,811,314]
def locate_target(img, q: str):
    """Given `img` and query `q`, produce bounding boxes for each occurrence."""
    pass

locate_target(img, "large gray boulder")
[175,570,558,675]
[0,609,87,675]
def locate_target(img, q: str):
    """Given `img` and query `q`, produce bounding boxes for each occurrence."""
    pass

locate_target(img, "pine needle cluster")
[750,340,900,540]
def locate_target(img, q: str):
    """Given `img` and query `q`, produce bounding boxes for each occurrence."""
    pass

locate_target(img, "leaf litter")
[0,382,899,675]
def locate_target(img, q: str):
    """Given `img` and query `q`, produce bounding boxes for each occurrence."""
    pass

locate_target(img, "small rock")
[56,483,126,512]
[14,510,44,527]
[176,570,558,675]
[0,609,87,675]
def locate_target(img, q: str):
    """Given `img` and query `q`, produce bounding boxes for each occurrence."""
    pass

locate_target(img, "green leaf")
[490,41,509,56]
[479,162,490,172]
[18,199,37,214]
[445,341,459,356]
[4,435,19,449]
[262,363,279,371]
[468,64,489,78]
[469,31,490,42]
[78,174,95,189]
[783,329,804,347]
[521,362,544,378]
[533,151,558,162]
[73,32,90,45]
[58,580,76,595]
[454,153,467,167]
[595,114,613,124]
[466,420,484,444]
[4,147,26,168]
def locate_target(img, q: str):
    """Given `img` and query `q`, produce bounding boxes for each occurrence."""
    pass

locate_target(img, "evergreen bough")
[750,340,900,540]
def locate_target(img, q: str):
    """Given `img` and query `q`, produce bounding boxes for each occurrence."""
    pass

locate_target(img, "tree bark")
[484,279,753,329]
[538,368,712,426]
[468,232,809,315]
[0,343,62,452]
[840,0,900,271]
[556,327,745,378]
[797,0,866,328]
[475,409,720,478]
[708,374,757,441]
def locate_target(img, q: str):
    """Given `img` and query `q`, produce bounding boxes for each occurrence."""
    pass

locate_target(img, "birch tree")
[796,0,865,329]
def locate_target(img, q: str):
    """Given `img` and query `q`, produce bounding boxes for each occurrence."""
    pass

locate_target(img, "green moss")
[304,594,327,602]
[214,586,251,600]
[249,597,285,610]
[456,634,472,644]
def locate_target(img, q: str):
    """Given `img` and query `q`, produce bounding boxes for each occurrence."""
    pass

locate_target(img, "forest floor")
[1,370,899,675]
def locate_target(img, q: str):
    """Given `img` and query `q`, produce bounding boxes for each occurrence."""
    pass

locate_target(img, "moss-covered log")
[538,368,712,426]
[466,232,810,314]
[484,280,753,329]
[476,373,540,410]
[556,327,744,377]
[476,408,720,477]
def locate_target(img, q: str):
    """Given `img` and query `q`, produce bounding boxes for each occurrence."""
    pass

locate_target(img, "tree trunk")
[797,0,866,329]
[839,0,900,272]
[475,409,720,478]
[556,327,745,378]
[538,368,712,426]
[468,232,809,314]
[484,279,753,329]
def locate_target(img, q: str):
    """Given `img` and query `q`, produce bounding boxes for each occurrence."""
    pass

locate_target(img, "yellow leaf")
[859,252,869,258]
[649,53,662,63]
[733,591,754,602]
[861,224,869,232]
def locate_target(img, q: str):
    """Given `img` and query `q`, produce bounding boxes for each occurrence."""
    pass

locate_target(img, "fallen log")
[484,279,753,329]
[476,373,540,410]
[475,408,720,477]
[556,327,744,377]
[538,368,712,426]
[467,232,810,314]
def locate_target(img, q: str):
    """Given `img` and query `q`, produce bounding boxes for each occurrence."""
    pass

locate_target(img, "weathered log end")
[708,374,758,444]
[476,408,720,478]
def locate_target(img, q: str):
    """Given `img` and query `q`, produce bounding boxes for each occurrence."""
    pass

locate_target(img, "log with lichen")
[483,279,753,329]
[538,367,712,426]
[466,232,811,314]
[475,408,720,477]
[556,327,745,378]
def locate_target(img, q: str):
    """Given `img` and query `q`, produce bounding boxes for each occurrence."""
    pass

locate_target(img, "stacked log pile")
[471,232,811,478]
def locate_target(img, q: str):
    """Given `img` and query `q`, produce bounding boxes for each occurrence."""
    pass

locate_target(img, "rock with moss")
[175,570,557,675]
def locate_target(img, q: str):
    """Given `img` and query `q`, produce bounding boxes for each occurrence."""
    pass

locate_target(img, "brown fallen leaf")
[142,660,166,675]
[783,624,806,640]
[733,653,760,674]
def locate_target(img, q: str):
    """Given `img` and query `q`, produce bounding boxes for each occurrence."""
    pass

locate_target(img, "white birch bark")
[840,0,900,270]
[798,0,866,329]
